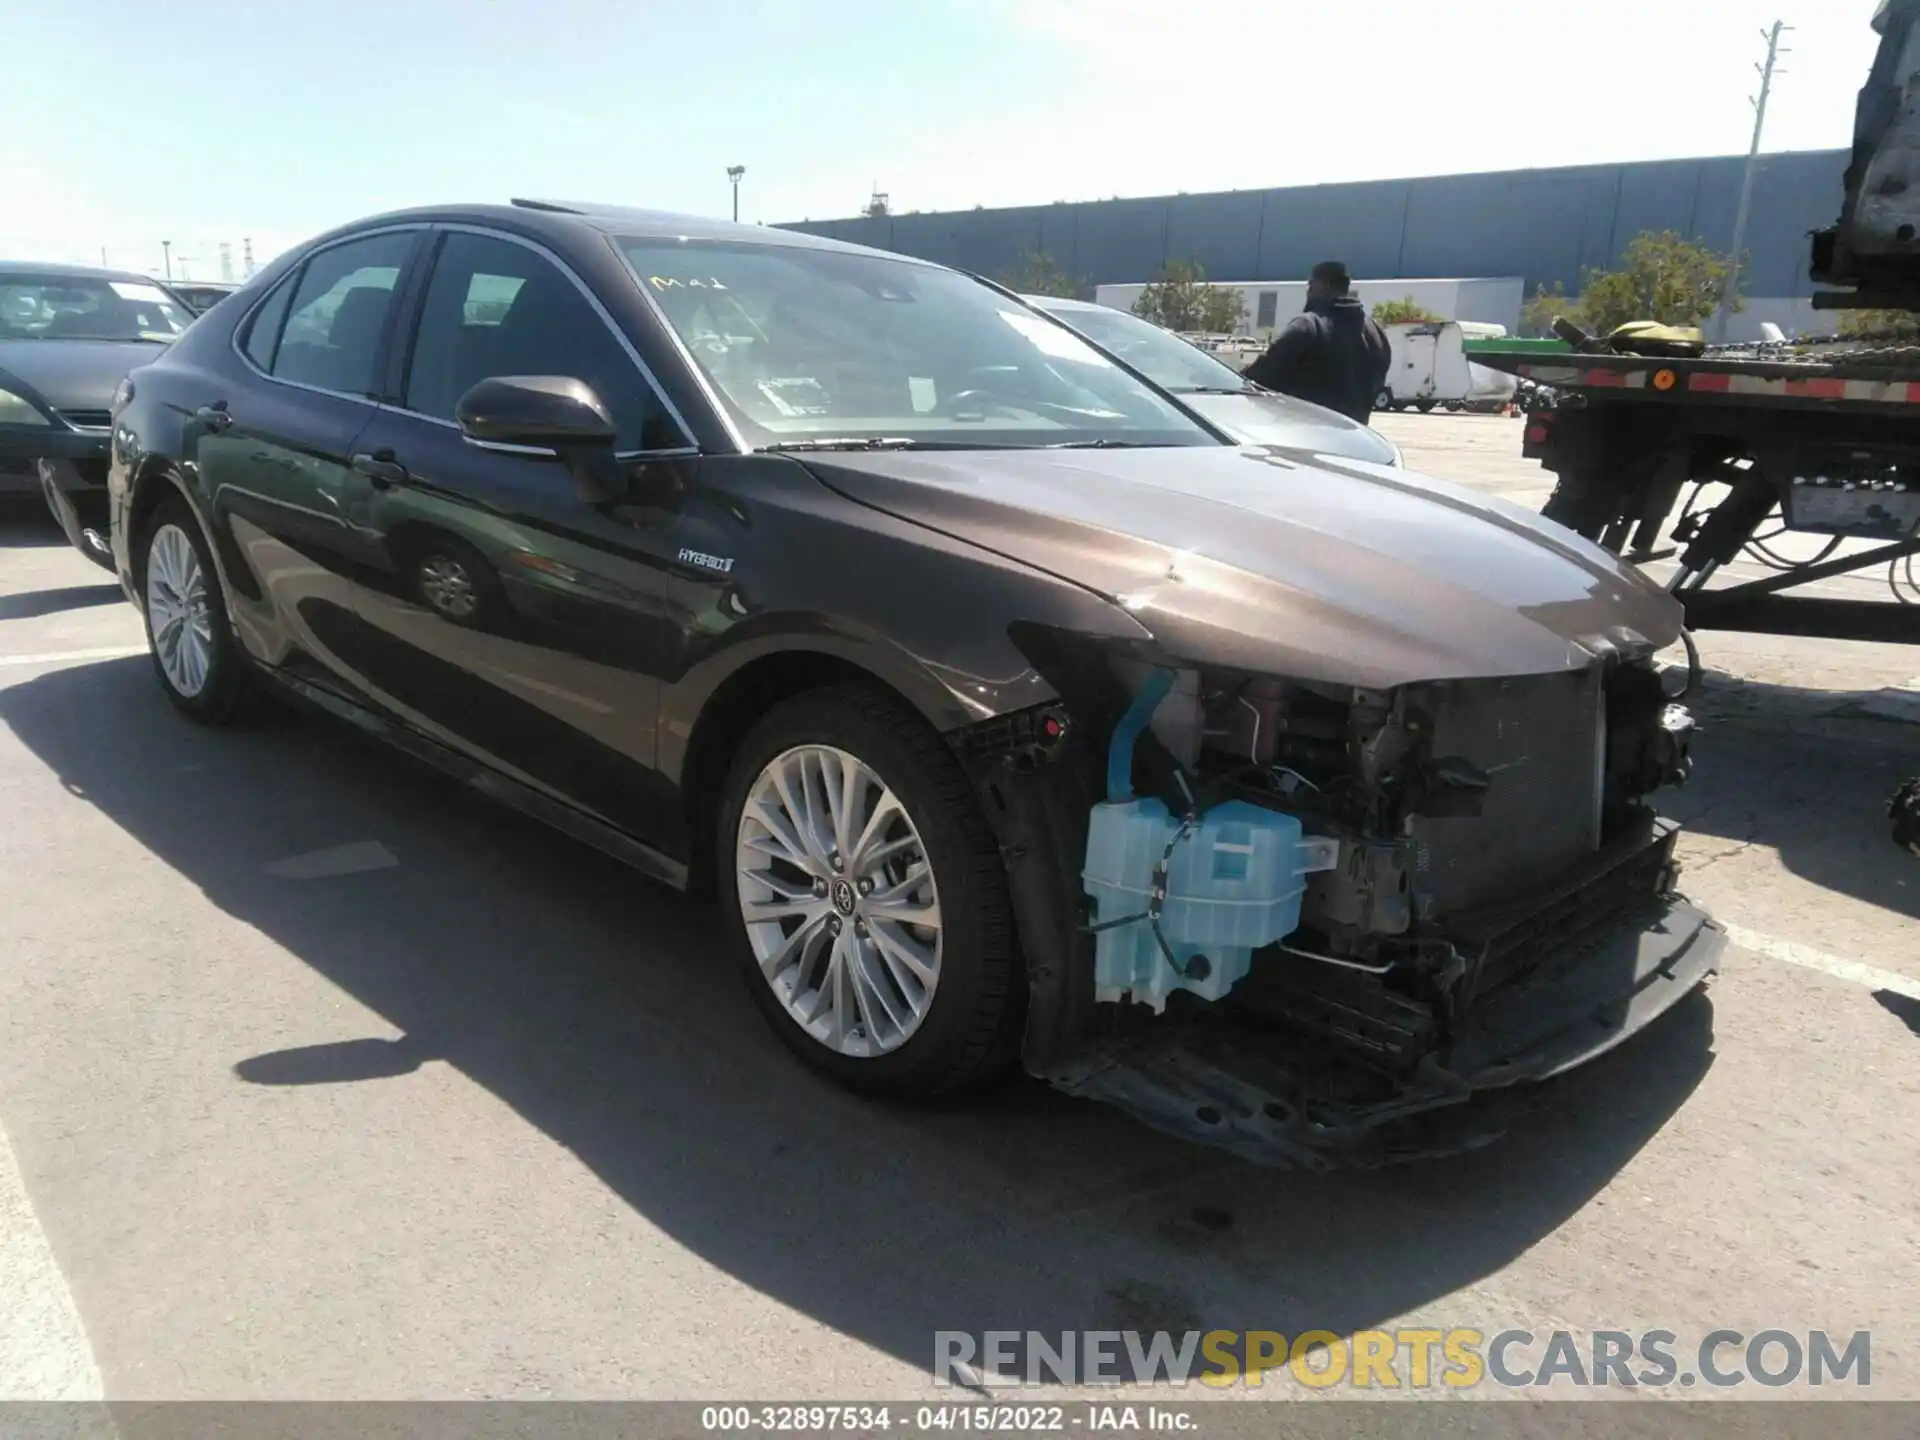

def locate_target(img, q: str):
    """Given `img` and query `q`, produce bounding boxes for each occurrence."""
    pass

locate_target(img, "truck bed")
[1472,342,1920,415]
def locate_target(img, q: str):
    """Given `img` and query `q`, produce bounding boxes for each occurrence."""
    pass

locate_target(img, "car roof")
[0,260,175,286]
[305,200,941,270]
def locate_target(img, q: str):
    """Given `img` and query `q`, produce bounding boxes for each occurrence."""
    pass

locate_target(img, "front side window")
[271,231,416,396]
[1034,302,1254,395]
[619,239,1218,450]
[405,232,684,452]
[0,274,191,343]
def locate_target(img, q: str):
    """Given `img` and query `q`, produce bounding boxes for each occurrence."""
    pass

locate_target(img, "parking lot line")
[0,1120,101,1400]
[0,646,149,669]
[1727,923,1920,1000]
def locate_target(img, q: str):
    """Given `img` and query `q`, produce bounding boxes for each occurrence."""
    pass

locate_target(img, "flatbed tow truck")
[1477,336,1920,645]
[1468,0,1920,847]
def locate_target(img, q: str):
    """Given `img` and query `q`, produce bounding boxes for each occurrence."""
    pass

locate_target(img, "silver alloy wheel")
[735,744,942,1058]
[146,523,214,698]
[418,555,478,618]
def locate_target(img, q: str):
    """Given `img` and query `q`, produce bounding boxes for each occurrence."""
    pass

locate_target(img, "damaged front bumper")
[1049,890,1722,1171]
[981,732,1722,1169]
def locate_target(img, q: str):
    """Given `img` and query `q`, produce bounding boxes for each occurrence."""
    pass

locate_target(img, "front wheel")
[139,495,254,724]
[717,684,1022,1097]
[1374,388,1394,412]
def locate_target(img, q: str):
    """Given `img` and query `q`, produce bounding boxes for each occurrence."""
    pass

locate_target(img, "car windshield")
[618,238,1219,450]
[0,275,192,342]
[1034,302,1255,394]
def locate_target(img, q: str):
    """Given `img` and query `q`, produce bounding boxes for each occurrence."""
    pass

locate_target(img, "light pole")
[727,165,745,223]
[161,240,172,282]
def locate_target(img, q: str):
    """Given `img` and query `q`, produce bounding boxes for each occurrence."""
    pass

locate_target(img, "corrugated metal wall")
[781,150,1846,300]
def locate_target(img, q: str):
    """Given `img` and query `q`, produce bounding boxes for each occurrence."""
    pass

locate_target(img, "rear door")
[200,227,426,683]
[335,226,700,841]
[1397,325,1440,402]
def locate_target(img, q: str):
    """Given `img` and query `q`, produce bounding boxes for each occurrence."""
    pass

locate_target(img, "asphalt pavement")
[0,423,1915,1405]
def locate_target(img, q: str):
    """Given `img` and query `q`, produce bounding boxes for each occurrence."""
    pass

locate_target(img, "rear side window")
[241,276,295,371]
[270,231,417,397]
[403,231,686,451]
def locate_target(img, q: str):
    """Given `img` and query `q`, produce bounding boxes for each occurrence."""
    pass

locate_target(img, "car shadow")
[0,583,125,620]
[0,658,1717,1375]
[1876,990,1920,1038]
[1659,669,1919,923]
[0,500,67,545]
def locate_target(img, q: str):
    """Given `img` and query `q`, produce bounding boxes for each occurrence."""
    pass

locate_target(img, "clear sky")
[0,0,1879,281]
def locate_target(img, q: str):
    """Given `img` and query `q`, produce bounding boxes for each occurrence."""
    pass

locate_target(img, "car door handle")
[350,451,410,489]
[195,404,233,432]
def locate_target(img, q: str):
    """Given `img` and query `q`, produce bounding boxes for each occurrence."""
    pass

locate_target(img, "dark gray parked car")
[0,262,194,565]
[104,201,1718,1165]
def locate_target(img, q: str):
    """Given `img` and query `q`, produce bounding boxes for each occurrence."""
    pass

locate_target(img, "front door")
[333,228,698,842]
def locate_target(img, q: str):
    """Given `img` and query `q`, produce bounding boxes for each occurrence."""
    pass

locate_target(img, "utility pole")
[1717,20,1791,342]
[727,165,745,222]
[243,237,256,278]
[161,240,173,282]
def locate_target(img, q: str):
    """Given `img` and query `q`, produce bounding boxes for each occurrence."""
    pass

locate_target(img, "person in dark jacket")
[1243,261,1392,425]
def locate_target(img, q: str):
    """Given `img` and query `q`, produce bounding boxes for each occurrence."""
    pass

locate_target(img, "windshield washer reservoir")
[1083,798,1338,1012]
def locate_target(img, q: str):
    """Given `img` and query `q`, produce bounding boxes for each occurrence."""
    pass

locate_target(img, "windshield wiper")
[1044,438,1172,449]
[1172,385,1260,395]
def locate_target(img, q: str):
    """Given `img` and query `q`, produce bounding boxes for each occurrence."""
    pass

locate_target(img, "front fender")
[657,455,1152,785]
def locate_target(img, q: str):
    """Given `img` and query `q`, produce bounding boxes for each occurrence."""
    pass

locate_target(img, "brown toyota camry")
[106,201,1720,1166]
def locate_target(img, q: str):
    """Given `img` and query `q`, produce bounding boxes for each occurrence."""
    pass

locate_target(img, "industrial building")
[1092,278,1527,335]
[781,149,1847,342]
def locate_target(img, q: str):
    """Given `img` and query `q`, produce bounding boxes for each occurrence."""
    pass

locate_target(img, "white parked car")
[1023,295,1403,467]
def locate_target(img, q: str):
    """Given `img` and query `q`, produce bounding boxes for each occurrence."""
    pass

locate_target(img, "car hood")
[800,445,1684,690]
[0,339,163,414]
[1178,389,1400,466]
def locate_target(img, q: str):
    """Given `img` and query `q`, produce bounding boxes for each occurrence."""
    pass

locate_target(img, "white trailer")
[1378,321,1519,413]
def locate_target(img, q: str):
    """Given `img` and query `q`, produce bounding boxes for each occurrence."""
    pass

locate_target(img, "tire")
[137,495,254,724]
[1415,399,1436,413]
[1374,388,1394,412]
[405,532,500,629]
[716,683,1022,1098]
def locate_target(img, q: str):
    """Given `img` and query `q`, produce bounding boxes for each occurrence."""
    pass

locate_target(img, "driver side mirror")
[455,375,625,504]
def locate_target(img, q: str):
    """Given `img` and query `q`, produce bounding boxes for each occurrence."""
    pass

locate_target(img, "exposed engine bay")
[961,637,1719,1169]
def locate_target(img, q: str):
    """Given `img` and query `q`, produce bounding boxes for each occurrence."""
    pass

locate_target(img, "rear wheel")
[139,495,254,724]
[1415,398,1436,413]
[716,684,1022,1097]
[1374,388,1394,412]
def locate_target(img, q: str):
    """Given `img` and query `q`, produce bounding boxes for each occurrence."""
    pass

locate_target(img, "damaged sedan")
[105,202,1721,1167]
